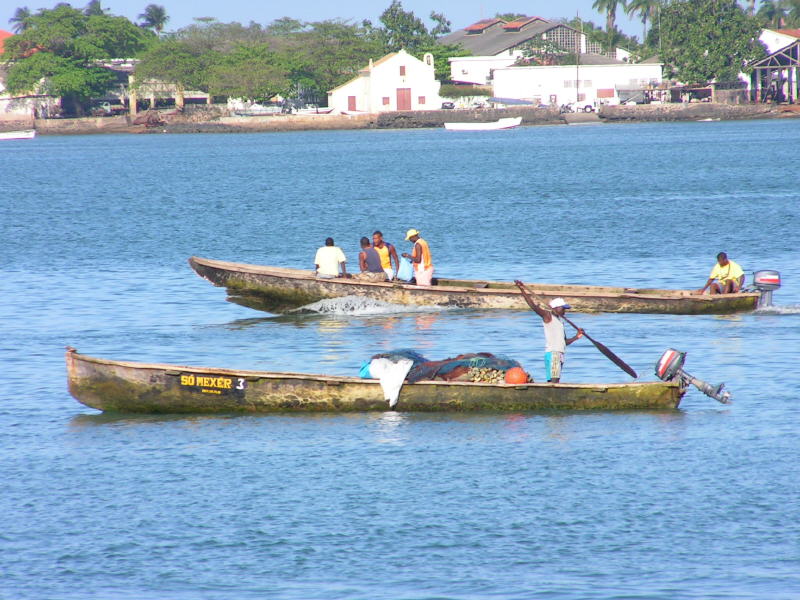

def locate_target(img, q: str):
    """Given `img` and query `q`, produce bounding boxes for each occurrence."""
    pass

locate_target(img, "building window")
[382,97,390,105]
[399,65,406,76]
[577,93,586,101]
[418,96,425,104]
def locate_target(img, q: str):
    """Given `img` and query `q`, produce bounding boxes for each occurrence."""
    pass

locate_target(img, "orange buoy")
[505,367,529,384]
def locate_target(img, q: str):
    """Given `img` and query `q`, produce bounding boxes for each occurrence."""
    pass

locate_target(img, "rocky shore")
[3,103,798,135]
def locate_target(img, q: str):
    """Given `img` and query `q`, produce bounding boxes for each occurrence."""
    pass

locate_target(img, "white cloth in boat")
[368,358,414,408]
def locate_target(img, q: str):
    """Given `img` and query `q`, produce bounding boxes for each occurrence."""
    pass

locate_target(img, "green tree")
[138,4,168,34]
[205,44,291,101]
[133,39,207,91]
[379,0,433,51]
[429,11,450,36]
[9,6,32,33]
[660,0,765,84]
[495,12,527,21]
[756,0,784,27]
[293,19,385,100]
[3,5,153,113]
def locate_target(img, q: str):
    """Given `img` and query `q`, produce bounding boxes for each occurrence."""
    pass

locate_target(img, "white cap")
[549,297,571,309]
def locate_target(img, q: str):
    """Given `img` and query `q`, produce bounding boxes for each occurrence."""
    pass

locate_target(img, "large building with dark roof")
[439,17,611,60]
[439,16,629,86]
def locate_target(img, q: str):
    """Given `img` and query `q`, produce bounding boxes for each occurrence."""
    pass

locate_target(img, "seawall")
[8,103,799,135]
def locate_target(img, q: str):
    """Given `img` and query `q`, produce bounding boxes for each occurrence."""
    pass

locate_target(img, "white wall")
[492,63,663,107]
[760,29,799,54]
[328,49,442,113]
[449,56,517,85]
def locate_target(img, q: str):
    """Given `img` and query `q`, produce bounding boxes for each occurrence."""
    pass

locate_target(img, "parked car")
[441,101,455,109]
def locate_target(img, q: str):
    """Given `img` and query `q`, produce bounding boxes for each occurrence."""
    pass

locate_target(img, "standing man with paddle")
[514,280,583,383]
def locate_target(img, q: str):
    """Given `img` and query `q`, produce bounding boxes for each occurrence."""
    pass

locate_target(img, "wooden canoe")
[188,256,762,315]
[66,348,685,413]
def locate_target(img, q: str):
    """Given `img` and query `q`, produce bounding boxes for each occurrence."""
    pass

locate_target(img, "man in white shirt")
[314,237,348,278]
[514,281,583,383]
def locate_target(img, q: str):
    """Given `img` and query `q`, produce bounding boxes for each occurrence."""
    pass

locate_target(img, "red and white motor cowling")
[655,349,731,404]
[752,270,781,307]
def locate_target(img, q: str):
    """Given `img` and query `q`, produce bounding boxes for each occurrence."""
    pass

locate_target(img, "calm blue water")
[2,120,800,599]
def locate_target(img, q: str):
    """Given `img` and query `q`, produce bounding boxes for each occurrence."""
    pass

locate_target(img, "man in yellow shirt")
[697,252,744,294]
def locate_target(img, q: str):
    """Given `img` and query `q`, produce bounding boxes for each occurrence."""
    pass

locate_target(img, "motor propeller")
[655,349,732,404]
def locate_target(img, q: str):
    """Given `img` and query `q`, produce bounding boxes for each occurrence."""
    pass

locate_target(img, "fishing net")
[364,350,522,383]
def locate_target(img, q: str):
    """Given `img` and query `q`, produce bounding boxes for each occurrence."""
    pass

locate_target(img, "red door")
[347,96,357,111]
[396,88,411,111]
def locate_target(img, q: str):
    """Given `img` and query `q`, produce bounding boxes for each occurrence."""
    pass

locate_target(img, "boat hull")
[0,129,36,140]
[188,256,760,315]
[66,349,684,413]
[444,117,522,131]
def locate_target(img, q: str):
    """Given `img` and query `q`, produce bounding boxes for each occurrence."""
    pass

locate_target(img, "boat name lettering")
[180,374,246,392]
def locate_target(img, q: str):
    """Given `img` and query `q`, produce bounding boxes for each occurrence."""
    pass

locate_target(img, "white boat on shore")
[0,129,36,140]
[444,117,522,131]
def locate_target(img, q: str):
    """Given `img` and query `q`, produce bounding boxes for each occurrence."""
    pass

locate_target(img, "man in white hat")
[514,281,583,383]
[401,228,434,286]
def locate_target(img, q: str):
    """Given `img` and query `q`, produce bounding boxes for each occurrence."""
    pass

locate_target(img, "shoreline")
[2,103,798,135]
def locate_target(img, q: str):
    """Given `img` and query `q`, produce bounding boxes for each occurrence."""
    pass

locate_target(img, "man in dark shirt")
[354,237,388,281]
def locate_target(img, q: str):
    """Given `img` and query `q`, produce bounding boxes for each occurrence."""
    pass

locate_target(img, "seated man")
[353,237,388,282]
[314,237,348,279]
[697,252,744,294]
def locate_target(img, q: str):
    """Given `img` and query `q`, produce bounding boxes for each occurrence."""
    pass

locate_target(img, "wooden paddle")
[558,314,638,379]
[514,280,638,379]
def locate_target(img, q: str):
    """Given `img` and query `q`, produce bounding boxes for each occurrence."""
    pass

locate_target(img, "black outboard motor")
[655,349,732,404]
[752,270,781,308]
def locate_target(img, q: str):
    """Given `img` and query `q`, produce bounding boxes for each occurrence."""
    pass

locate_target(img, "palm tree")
[138,3,169,34]
[8,6,32,33]
[625,0,658,41]
[757,0,786,27]
[592,0,625,33]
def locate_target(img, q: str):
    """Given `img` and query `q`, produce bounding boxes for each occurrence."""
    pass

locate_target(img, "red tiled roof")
[776,29,800,38]
[0,29,13,55]
[464,18,504,33]
[502,17,543,31]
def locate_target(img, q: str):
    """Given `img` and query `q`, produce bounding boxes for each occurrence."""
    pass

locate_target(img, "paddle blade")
[586,334,638,378]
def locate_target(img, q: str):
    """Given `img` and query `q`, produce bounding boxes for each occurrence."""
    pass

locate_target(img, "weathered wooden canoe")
[188,256,762,315]
[66,348,685,413]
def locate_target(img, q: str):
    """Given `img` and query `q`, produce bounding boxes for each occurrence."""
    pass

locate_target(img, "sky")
[3,0,656,41]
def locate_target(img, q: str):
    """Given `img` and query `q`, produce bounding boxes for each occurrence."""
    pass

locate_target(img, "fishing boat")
[444,117,522,131]
[0,129,36,140]
[188,256,777,315]
[65,348,685,413]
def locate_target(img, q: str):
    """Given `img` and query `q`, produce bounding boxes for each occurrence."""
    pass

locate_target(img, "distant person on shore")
[696,252,744,294]
[314,237,349,279]
[354,237,388,282]
[402,229,434,286]
[372,230,400,281]
[514,281,584,383]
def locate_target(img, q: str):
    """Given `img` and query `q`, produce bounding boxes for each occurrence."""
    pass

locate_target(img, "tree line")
[1,0,787,115]
[2,1,467,114]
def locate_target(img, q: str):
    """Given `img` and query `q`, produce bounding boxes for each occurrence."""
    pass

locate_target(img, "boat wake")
[291,295,449,316]
[754,303,800,315]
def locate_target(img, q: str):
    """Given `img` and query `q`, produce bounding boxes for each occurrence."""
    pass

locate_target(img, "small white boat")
[295,106,334,115]
[0,129,36,140]
[444,117,522,131]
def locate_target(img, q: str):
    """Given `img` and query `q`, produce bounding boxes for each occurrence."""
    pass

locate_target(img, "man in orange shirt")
[402,229,434,286]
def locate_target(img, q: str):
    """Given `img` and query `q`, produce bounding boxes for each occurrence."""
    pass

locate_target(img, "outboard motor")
[655,349,732,404]
[752,270,781,308]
